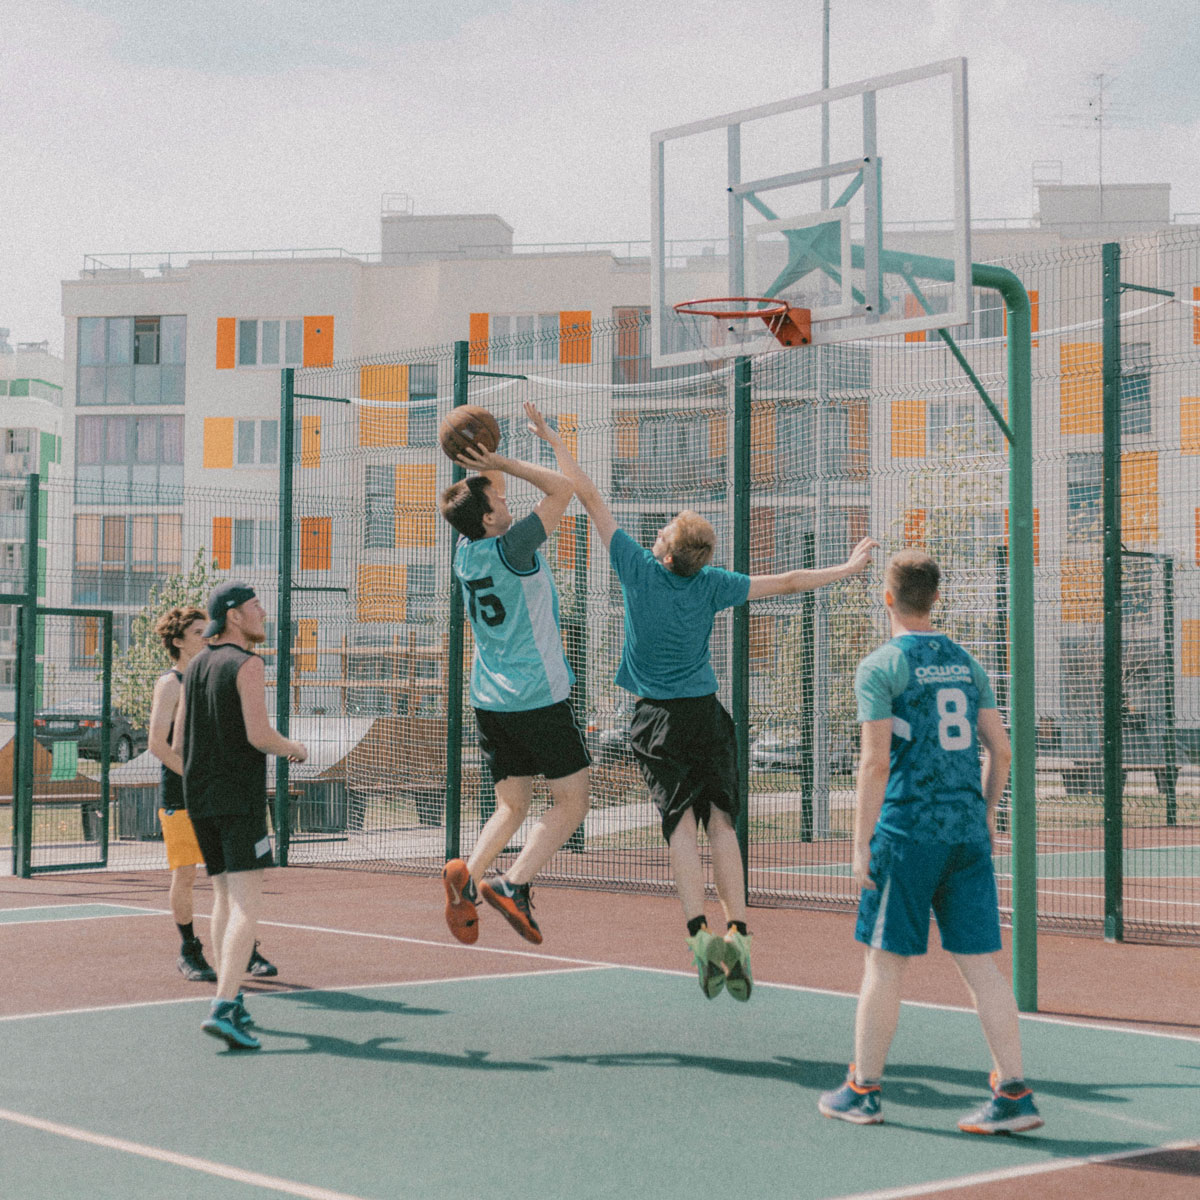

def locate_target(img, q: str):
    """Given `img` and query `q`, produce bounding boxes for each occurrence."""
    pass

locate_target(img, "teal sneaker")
[818,1069,883,1125]
[721,929,753,1001]
[958,1074,1043,1134]
[685,928,726,998]
[233,992,253,1031]
[202,999,261,1050]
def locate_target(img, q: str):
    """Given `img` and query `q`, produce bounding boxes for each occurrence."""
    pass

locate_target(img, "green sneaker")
[722,929,753,1001]
[685,928,726,999]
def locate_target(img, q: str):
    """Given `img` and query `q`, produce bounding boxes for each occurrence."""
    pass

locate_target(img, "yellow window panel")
[1181,397,1200,455]
[1060,342,1102,435]
[891,400,926,458]
[295,618,318,674]
[469,313,489,365]
[357,564,407,623]
[1061,558,1102,623]
[751,404,776,480]
[1121,451,1158,546]
[359,364,409,447]
[395,464,436,548]
[708,411,727,458]
[203,418,234,469]
[301,415,321,468]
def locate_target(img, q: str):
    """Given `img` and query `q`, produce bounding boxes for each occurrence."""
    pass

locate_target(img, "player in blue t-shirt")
[818,549,1043,1135]
[437,403,590,947]
[536,411,875,1000]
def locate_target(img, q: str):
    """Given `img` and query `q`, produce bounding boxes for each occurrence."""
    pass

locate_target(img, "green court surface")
[0,904,163,924]
[0,968,1196,1199]
[788,844,1200,880]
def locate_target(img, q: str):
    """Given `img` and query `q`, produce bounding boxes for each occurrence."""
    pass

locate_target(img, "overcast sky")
[3,0,1199,354]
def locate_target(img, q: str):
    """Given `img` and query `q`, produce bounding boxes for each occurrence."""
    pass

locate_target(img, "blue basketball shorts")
[854,833,1001,957]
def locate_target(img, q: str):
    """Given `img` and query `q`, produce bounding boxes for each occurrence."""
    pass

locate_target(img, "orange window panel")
[212,517,232,571]
[1121,451,1158,546]
[749,614,774,665]
[1060,342,1102,435]
[395,464,436,548]
[750,507,775,575]
[358,364,409,447]
[301,415,321,468]
[295,618,318,674]
[708,411,727,458]
[1183,619,1200,677]
[82,616,99,661]
[891,400,926,458]
[216,317,236,369]
[615,410,638,458]
[1061,558,1102,623]
[1194,287,1200,345]
[904,293,927,342]
[299,517,332,571]
[302,316,334,367]
[557,412,579,458]
[751,404,776,479]
[1004,507,1040,564]
[904,509,926,547]
[469,313,489,365]
[846,399,868,476]
[556,514,591,571]
[1002,290,1039,346]
[1181,397,1200,454]
[203,418,234,469]
[357,564,407,623]
[1195,508,1200,565]
[559,311,592,365]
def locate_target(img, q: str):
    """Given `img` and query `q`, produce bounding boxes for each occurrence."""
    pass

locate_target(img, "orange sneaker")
[442,859,479,944]
[480,876,543,945]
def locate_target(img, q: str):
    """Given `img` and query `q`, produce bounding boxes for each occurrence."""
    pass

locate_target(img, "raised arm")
[148,671,184,777]
[456,442,575,536]
[746,536,878,601]
[522,401,618,549]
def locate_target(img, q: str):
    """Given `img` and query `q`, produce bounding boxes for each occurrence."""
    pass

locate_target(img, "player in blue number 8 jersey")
[436,403,591,947]
[818,550,1044,1135]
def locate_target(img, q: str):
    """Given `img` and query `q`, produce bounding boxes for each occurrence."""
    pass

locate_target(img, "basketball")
[439,405,501,462]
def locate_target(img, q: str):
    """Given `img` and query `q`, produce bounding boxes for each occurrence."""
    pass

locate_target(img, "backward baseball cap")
[202,581,257,638]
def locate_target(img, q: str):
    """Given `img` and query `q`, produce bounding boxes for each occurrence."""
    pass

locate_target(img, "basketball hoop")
[673,297,812,350]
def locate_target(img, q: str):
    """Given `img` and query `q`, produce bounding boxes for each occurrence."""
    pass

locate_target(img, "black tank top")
[181,643,267,818]
[158,668,184,810]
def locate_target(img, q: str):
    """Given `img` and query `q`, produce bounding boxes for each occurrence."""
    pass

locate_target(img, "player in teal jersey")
[437,404,590,946]
[818,549,1043,1134]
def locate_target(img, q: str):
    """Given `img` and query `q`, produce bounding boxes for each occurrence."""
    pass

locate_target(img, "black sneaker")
[178,937,217,983]
[246,942,278,977]
[480,876,543,944]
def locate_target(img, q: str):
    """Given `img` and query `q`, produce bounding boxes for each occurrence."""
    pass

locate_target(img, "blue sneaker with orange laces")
[818,1067,883,1125]
[958,1073,1043,1134]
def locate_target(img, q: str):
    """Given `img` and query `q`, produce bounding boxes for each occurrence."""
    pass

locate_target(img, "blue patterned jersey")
[454,531,573,712]
[855,632,997,842]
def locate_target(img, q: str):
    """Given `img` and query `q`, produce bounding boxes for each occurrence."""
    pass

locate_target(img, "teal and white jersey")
[454,527,574,712]
[855,632,997,843]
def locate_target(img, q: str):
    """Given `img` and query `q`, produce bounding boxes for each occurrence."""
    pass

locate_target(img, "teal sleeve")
[968,654,998,709]
[855,644,909,721]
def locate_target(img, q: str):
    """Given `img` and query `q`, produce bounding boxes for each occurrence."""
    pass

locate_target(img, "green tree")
[111,548,221,728]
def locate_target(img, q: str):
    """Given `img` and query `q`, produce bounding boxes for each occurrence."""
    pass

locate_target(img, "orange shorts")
[159,808,204,871]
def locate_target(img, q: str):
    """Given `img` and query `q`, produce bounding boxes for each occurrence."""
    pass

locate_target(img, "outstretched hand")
[524,401,555,442]
[844,537,879,576]
[455,443,505,473]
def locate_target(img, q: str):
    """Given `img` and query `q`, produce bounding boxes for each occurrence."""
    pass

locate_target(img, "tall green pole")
[971,264,1037,1011]
[445,341,468,861]
[276,368,295,867]
[565,514,589,853]
[732,357,752,896]
[1162,556,1177,827]
[13,473,39,878]
[1101,242,1124,942]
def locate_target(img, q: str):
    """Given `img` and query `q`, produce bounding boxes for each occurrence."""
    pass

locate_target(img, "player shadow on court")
[539,1050,838,1088]
[266,989,448,1018]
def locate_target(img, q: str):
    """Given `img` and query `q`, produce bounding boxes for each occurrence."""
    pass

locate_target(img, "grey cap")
[202,581,256,638]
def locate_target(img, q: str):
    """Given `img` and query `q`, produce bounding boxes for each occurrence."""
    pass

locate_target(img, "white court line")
[0,902,168,920]
[0,1107,372,1200]
[829,1139,1198,1200]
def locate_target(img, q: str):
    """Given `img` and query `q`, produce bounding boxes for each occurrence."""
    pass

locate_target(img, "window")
[237,319,302,368]
[1121,345,1152,438]
[1067,453,1102,546]
[491,313,559,367]
[236,419,279,466]
[72,512,182,606]
[408,363,439,446]
[77,315,185,405]
[365,465,394,549]
[74,414,184,503]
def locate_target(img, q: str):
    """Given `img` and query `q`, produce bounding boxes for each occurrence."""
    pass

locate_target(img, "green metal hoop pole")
[732,357,752,896]
[276,367,295,866]
[13,473,40,878]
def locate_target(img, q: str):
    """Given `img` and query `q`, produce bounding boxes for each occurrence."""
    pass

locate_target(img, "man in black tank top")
[174,581,307,1050]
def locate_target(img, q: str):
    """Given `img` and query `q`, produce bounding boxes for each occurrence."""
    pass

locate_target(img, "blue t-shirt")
[855,631,997,843]
[454,513,574,712]
[609,528,750,699]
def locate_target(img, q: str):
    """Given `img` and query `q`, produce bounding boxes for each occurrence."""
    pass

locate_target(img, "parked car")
[750,722,856,775]
[33,703,148,763]
[585,703,635,765]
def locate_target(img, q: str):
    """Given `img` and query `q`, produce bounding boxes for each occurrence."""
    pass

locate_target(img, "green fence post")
[276,367,295,867]
[565,514,589,853]
[445,341,468,862]
[1101,242,1124,943]
[13,473,39,878]
[99,611,113,862]
[1163,556,1177,827]
[732,357,752,897]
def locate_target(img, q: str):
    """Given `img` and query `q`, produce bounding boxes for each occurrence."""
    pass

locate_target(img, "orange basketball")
[439,405,501,462]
